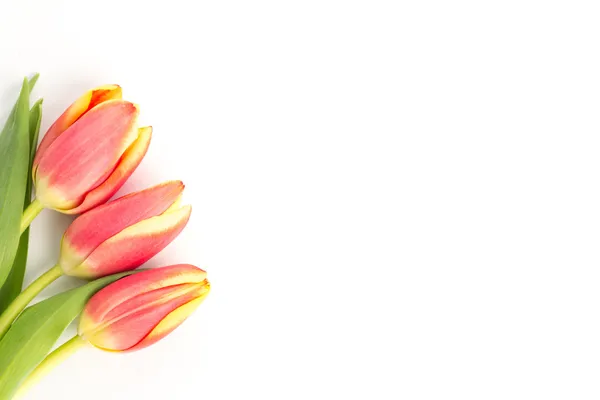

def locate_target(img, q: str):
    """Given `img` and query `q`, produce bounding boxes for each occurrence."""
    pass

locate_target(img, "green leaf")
[0,77,36,292]
[27,74,39,92]
[0,271,135,398]
[0,99,44,313]
[28,99,43,163]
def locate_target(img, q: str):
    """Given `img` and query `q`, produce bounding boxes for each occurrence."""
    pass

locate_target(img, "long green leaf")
[0,271,135,398]
[0,99,43,312]
[0,78,34,291]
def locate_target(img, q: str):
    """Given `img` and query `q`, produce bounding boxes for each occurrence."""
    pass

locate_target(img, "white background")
[1,0,600,399]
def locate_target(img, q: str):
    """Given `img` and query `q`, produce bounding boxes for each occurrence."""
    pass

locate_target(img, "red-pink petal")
[59,181,184,273]
[82,265,207,321]
[33,85,122,179]
[70,205,191,279]
[64,126,152,214]
[85,284,201,351]
[129,289,209,351]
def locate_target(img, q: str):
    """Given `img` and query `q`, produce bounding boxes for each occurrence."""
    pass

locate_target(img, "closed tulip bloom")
[17,265,210,396]
[79,264,210,351]
[31,85,152,215]
[59,180,191,279]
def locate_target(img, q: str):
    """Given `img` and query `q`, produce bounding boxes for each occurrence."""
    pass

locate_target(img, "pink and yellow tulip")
[79,264,210,351]
[59,180,191,279]
[32,85,151,214]
[15,265,210,396]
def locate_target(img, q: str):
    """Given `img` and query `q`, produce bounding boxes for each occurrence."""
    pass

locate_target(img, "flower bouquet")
[0,76,210,398]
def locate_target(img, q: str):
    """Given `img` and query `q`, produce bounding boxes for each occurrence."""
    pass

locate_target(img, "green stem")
[0,264,62,340]
[20,198,43,234]
[15,335,87,398]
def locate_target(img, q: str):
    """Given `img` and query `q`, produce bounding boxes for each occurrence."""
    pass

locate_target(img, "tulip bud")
[33,85,152,214]
[58,181,191,279]
[79,264,210,351]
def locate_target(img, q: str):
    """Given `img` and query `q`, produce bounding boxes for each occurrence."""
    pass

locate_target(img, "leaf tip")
[28,73,40,89]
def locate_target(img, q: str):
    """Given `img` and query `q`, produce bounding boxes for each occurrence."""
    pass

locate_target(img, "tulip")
[80,264,210,351]
[0,181,191,339]
[20,85,152,232]
[59,180,191,279]
[16,265,210,396]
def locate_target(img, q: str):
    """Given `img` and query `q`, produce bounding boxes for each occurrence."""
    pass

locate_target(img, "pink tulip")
[59,181,191,279]
[79,264,210,351]
[32,85,151,214]
[15,265,210,396]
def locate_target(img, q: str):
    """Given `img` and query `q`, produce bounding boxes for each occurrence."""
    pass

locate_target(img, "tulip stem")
[0,264,62,340]
[20,198,44,234]
[15,335,87,398]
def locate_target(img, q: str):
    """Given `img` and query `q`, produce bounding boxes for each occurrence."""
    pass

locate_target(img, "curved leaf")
[0,76,38,292]
[0,271,135,399]
[0,98,43,312]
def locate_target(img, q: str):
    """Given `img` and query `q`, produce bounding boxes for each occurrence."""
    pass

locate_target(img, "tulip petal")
[64,126,153,214]
[81,265,207,324]
[84,283,203,351]
[60,181,184,273]
[70,206,192,279]
[129,282,210,351]
[163,192,183,214]
[33,85,122,178]
[35,100,139,211]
